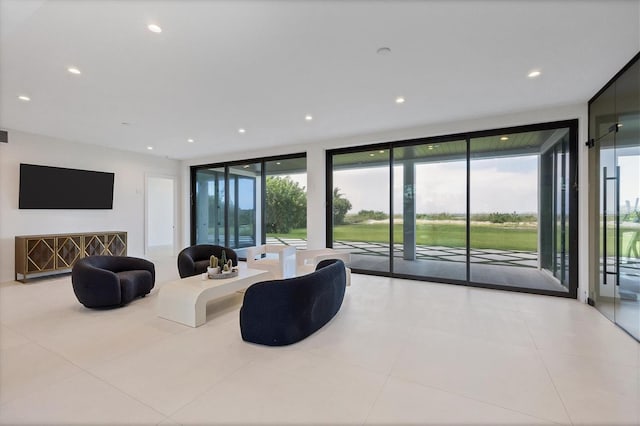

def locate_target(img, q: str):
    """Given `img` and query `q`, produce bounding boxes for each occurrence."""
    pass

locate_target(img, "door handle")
[615,165,620,286]
[603,166,608,285]
[602,166,620,286]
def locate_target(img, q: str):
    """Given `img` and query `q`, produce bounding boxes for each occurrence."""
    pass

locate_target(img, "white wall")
[0,130,181,283]
[181,102,590,300]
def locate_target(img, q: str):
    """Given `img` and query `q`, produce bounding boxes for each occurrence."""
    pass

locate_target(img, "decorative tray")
[208,270,239,279]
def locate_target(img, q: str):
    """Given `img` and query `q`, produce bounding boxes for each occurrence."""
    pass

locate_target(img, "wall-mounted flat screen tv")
[19,164,115,209]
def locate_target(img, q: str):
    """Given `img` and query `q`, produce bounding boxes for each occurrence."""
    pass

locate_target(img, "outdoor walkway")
[267,237,539,267]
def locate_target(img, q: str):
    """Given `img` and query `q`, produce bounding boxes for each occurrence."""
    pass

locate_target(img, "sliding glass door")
[194,167,225,245]
[469,128,571,292]
[227,162,260,255]
[328,120,577,297]
[331,149,391,273]
[540,136,570,287]
[393,140,467,282]
[264,157,308,249]
[191,154,306,258]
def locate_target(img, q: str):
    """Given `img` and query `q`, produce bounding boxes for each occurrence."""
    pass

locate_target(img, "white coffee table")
[157,265,272,327]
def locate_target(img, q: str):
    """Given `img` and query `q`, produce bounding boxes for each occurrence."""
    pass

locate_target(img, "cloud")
[334,156,539,214]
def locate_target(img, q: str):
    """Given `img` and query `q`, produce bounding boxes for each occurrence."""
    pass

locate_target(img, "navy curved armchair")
[72,256,155,309]
[177,244,238,278]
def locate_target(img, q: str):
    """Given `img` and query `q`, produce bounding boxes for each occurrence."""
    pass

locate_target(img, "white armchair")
[246,244,297,279]
[296,248,352,286]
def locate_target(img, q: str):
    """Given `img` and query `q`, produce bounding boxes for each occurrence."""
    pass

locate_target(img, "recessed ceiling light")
[379,150,385,153]
[187,138,194,143]
[305,115,313,121]
[428,145,433,150]
[500,136,509,141]
[395,96,405,104]
[527,70,541,78]
[147,146,153,150]
[148,24,162,33]
[369,153,375,157]
[276,162,281,165]
[67,67,81,75]
[18,95,31,101]
[238,128,246,134]
[377,47,392,55]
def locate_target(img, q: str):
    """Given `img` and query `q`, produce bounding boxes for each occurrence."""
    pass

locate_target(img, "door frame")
[145,173,178,256]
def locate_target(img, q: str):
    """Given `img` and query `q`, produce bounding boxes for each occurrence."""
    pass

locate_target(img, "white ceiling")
[1,0,639,160]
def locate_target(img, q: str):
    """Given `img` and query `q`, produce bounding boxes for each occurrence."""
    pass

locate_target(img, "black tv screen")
[19,164,114,209]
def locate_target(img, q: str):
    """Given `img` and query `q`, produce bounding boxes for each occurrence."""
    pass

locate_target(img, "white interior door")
[146,175,176,257]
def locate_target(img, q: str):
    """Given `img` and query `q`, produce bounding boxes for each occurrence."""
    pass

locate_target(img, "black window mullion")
[261,162,267,246]
[466,136,471,283]
[389,146,394,274]
[326,151,334,248]
[224,167,230,247]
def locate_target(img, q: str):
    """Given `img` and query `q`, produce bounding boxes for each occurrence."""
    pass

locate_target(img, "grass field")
[269,221,539,252]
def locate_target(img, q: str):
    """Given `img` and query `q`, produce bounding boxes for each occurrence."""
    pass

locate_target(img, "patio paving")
[266,237,640,280]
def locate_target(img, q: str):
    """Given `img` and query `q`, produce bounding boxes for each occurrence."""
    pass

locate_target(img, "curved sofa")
[177,244,238,278]
[240,259,346,346]
[71,256,155,309]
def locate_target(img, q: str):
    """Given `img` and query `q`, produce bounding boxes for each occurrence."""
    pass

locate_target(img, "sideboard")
[15,231,127,282]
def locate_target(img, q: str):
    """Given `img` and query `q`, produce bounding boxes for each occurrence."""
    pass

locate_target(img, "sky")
[333,156,539,214]
[216,152,639,216]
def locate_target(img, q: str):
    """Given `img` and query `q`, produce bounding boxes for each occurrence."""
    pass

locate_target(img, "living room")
[1,1,639,425]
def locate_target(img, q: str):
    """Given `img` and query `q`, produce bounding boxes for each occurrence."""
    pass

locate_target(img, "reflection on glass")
[393,141,467,281]
[470,128,570,292]
[332,149,390,272]
[264,157,308,249]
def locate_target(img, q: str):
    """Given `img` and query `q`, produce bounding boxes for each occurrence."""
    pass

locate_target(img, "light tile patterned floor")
[0,256,638,425]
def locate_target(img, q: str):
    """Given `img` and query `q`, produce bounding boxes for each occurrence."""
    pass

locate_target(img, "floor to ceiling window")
[327,120,578,297]
[393,139,467,282]
[264,156,308,248]
[191,154,306,258]
[469,128,572,292]
[330,148,391,273]
[194,166,226,246]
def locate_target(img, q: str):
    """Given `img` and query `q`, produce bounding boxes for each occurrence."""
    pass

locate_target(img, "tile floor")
[0,256,638,425]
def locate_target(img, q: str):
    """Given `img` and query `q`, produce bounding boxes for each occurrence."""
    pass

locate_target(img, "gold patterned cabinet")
[15,232,127,282]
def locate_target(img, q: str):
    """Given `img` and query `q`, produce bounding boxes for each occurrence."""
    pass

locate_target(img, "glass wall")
[191,154,306,257]
[328,121,577,297]
[589,55,640,341]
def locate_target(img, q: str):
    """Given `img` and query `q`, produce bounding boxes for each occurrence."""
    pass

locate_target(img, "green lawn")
[334,222,537,251]
[270,222,539,252]
[268,229,308,240]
